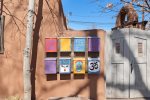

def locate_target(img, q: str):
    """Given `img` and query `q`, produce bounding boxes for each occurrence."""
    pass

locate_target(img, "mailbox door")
[45,38,57,52]
[60,38,71,52]
[59,58,71,74]
[73,58,86,74]
[74,38,86,52]
[88,37,100,52]
[88,58,100,74]
[45,58,57,74]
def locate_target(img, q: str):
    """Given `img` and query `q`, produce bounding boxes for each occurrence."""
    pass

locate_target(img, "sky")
[61,0,150,31]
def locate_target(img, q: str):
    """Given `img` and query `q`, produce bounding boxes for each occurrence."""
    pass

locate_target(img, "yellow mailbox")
[60,37,71,52]
[73,58,86,74]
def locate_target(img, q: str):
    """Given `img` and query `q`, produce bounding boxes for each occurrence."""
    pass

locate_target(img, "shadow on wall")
[68,74,102,100]
[30,0,43,100]
[45,29,103,100]
[67,29,101,100]
[0,0,29,98]
[107,28,150,99]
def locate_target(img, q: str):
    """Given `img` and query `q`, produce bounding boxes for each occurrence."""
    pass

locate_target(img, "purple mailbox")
[88,37,100,52]
[45,58,57,74]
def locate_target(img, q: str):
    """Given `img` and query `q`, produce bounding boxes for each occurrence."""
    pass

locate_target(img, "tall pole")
[142,0,145,29]
[142,0,145,22]
[23,0,35,100]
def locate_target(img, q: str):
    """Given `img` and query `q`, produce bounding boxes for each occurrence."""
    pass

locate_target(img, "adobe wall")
[32,29,106,100]
[0,0,105,99]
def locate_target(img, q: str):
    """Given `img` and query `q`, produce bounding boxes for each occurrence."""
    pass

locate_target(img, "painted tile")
[73,58,86,74]
[59,58,71,74]
[45,58,57,74]
[45,38,57,52]
[88,37,100,52]
[74,37,86,52]
[88,58,100,74]
[60,38,71,52]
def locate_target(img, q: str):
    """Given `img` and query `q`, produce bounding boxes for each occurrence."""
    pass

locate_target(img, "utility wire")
[68,20,115,25]
[68,14,101,18]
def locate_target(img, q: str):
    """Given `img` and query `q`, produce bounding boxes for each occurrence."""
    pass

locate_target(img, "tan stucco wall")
[31,30,106,100]
[0,0,105,100]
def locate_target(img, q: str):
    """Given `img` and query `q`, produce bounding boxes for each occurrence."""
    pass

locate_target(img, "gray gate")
[105,28,150,99]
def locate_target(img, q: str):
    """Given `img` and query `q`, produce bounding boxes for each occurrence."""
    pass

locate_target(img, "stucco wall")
[31,30,105,100]
[0,0,105,99]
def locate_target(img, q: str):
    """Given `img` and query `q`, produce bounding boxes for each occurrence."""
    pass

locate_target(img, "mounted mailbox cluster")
[45,37,100,75]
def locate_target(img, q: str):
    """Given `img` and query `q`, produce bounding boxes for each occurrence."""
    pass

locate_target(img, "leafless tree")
[23,0,35,100]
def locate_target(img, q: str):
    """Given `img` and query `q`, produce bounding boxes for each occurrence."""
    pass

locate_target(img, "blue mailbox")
[74,37,86,52]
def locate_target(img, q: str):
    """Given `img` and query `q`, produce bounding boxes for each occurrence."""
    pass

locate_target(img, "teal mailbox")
[74,37,86,52]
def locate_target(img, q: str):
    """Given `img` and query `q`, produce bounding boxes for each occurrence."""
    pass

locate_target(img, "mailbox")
[60,37,71,52]
[73,58,86,74]
[88,58,100,74]
[59,58,71,74]
[74,37,86,52]
[88,37,100,52]
[45,38,57,52]
[44,58,57,74]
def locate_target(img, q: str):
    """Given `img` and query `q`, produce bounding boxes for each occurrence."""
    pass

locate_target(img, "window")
[138,42,143,56]
[115,43,120,54]
[0,15,4,54]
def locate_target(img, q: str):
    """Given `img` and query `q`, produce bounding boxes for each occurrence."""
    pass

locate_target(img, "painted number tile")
[88,58,100,74]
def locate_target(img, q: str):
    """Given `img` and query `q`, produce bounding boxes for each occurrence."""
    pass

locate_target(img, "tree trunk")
[23,0,35,100]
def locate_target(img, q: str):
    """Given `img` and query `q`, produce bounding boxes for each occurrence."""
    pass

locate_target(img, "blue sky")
[62,0,150,30]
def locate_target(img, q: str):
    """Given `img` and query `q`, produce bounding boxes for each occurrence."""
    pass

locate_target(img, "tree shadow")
[107,28,150,99]
[30,0,43,100]
[68,29,102,100]
[86,29,99,100]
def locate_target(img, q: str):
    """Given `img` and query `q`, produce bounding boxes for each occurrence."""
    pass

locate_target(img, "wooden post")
[0,15,4,53]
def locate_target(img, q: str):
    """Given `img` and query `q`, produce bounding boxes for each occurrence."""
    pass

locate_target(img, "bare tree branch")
[3,4,26,36]
[3,10,26,27]
[144,0,150,9]
[45,0,62,36]
[121,0,150,12]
